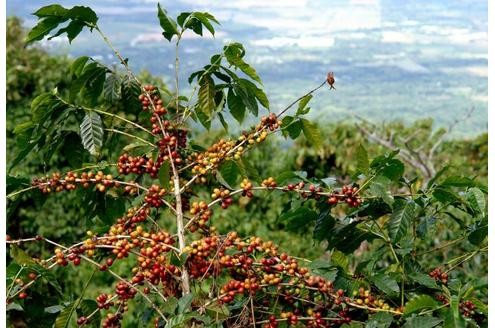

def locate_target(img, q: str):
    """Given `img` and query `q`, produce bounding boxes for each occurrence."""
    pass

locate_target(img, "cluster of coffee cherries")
[144,184,167,207]
[459,300,476,318]
[262,177,277,188]
[96,293,114,310]
[220,278,260,303]
[117,153,160,177]
[240,178,254,198]
[32,171,117,194]
[139,84,169,135]
[327,185,361,207]
[429,267,449,284]
[8,272,37,301]
[188,113,282,178]
[352,287,393,311]
[122,206,150,225]
[189,201,212,228]
[211,187,233,209]
[258,112,282,132]
[190,138,240,175]
[286,182,324,200]
[72,225,180,326]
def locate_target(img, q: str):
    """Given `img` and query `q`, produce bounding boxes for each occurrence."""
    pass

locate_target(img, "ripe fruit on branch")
[327,185,361,207]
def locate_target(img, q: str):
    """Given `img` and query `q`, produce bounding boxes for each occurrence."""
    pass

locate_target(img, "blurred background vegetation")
[6,17,487,327]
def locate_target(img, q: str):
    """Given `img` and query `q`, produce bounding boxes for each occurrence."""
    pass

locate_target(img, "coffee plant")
[6,3,488,328]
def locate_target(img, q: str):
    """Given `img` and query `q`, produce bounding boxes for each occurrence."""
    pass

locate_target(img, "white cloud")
[382,31,415,44]
[251,36,335,49]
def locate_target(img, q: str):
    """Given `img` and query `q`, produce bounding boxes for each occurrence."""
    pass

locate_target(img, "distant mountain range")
[7,0,487,136]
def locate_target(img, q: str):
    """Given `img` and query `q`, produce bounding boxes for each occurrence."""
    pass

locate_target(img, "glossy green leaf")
[403,316,443,328]
[227,88,246,124]
[466,187,486,216]
[157,3,178,41]
[198,75,216,116]
[80,112,104,156]
[218,160,239,188]
[301,118,322,148]
[26,16,67,44]
[33,4,68,17]
[178,293,194,314]
[365,312,393,328]
[224,43,262,84]
[296,94,313,115]
[103,73,122,103]
[403,295,439,316]
[356,144,369,174]
[370,274,399,295]
[388,200,416,243]
[331,249,349,270]
[408,272,439,289]
[159,162,170,189]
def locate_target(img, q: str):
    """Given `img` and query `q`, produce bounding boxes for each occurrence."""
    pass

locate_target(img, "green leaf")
[227,88,246,124]
[205,302,230,320]
[468,298,487,315]
[440,176,478,189]
[365,312,393,328]
[103,73,122,103]
[34,4,68,17]
[233,84,258,116]
[279,207,318,232]
[26,16,67,44]
[236,158,261,181]
[442,295,467,328]
[356,144,369,174]
[66,6,98,25]
[369,179,394,208]
[313,205,335,241]
[163,297,178,315]
[308,259,338,281]
[466,187,486,216]
[80,112,104,156]
[198,75,216,117]
[178,293,193,314]
[404,295,439,316]
[10,245,36,266]
[218,160,239,188]
[408,272,439,289]
[331,250,349,270]
[191,12,219,36]
[388,200,416,243]
[380,159,404,181]
[301,118,322,148]
[224,43,262,84]
[49,20,85,43]
[77,300,100,328]
[282,116,303,140]
[195,108,211,130]
[69,62,107,102]
[296,94,313,115]
[327,221,376,253]
[218,112,229,132]
[7,302,24,312]
[54,304,77,328]
[45,305,64,314]
[468,217,487,245]
[432,187,460,204]
[403,316,443,328]
[157,3,178,41]
[159,162,170,189]
[370,274,399,295]
[70,56,90,77]
[238,78,269,109]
